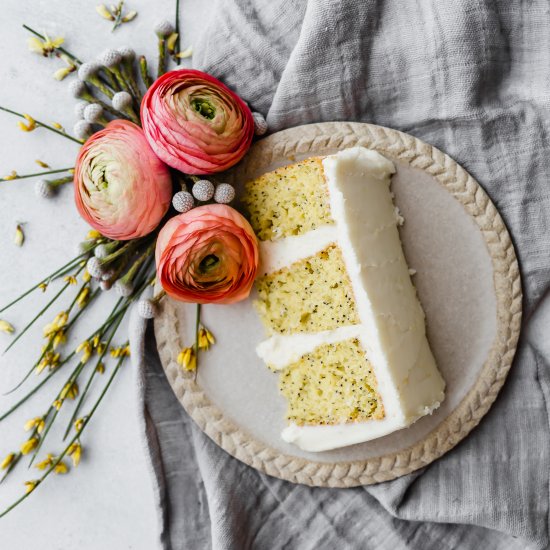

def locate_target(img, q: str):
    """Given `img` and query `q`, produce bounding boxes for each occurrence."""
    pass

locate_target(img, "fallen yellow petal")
[14,224,24,247]
[0,320,14,334]
[35,159,50,168]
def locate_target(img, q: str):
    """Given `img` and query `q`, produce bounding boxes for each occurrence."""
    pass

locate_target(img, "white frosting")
[256,325,362,370]
[256,146,445,452]
[258,225,337,276]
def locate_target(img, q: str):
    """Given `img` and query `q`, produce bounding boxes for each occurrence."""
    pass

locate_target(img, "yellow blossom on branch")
[24,417,45,434]
[63,275,78,285]
[76,287,90,308]
[198,326,215,350]
[35,454,54,471]
[0,320,15,334]
[24,480,39,494]
[2,170,18,180]
[54,461,69,475]
[76,340,93,364]
[177,347,196,372]
[74,418,86,432]
[68,442,82,467]
[0,453,15,470]
[20,437,39,455]
[60,381,79,400]
[27,35,64,56]
[17,114,36,132]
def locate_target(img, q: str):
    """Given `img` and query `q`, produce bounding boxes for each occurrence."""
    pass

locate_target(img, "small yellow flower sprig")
[96,2,138,32]
[0,351,127,519]
[0,106,83,145]
[176,305,215,377]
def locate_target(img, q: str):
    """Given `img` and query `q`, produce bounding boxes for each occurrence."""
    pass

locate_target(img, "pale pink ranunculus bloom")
[74,120,173,240]
[156,204,259,304]
[141,69,254,175]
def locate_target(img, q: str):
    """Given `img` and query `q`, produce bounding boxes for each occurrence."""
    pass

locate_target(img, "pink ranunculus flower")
[141,69,254,175]
[156,204,259,304]
[74,120,173,240]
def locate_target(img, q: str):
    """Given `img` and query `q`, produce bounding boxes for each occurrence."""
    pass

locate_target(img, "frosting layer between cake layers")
[253,147,445,452]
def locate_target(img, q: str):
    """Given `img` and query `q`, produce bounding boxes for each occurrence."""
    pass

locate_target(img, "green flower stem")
[194,303,201,381]
[0,250,92,313]
[85,76,115,99]
[121,64,141,102]
[62,306,126,440]
[103,70,121,93]
[49,176,74,188]
[100,239,142,266]
[139,56,153,89]
[5,287,99,396]
[0,106,83,144]
[157,39,167,79]
[0,168,73,182]
[0,351,75,423]
[3,264,85,355]
[174,0,181,58]
[119,242,155,286]
[0,353,126,519]
[27,358,87,467]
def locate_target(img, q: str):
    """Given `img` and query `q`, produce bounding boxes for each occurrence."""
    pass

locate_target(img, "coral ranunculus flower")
[74,120,173,240]
[156,204,259,304]
[141,69,254,174]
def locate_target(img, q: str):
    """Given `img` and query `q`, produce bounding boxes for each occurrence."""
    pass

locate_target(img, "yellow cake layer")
[243,157,334,241]
[279,338,384,426]
[254,245,359,334]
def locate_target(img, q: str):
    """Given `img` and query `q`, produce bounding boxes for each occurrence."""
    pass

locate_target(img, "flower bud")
[213,183,235,204]
[69,79,87,98]
[35,179,54,199]
[98,49,122,69]
[74,120,93,139]
[86,256,104,279]
[112,91,132,111]
[138,299,158,319]
[74,101,88,119]
[172,191,194,213]
[252,112,268,136]
[154,20,175,37]
[118,47,136,62]
[94,244,110,259]
[84,103,104,123]
[78,62,101,81]
[192,180,215,202]
[114,280,133,297]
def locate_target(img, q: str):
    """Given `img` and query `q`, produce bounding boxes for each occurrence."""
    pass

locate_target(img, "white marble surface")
[0,1,205,547]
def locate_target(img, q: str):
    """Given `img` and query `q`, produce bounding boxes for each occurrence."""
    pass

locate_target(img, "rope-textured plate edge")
[154,122,523,487]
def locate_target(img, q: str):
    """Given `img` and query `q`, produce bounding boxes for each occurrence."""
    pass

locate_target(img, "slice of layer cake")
[243,146,445,452]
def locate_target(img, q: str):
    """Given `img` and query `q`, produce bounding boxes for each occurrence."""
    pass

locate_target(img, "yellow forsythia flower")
[76,341,93,364]
[198,327,215,350]
[177,347,196,372]
[68,442,82,467]
[166,32,178,52]
[122,10,138,22]
[24,480,39,494]
[0,320,15,334]
[2,170,18,180]
[74,418,85,432]
[60,381,79,400]
[24,417,45,433]
[20,437,39,455]
[17,114,36,132]
[14,224,24,247]
[54,461,69,475]
[86,230,101,239]
[35,453,54,471]
[76,287,90,308]
[27,35,64,56]
[53,399,62,411]
[1,453,15,470]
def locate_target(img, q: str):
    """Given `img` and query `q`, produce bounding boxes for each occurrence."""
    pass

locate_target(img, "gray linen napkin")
[133,1,550,548]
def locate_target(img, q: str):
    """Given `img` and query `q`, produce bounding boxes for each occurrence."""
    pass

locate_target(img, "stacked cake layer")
[244,146,445,452]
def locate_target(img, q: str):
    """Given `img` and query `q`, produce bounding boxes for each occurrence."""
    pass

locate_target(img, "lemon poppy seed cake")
[243,146,445,452]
